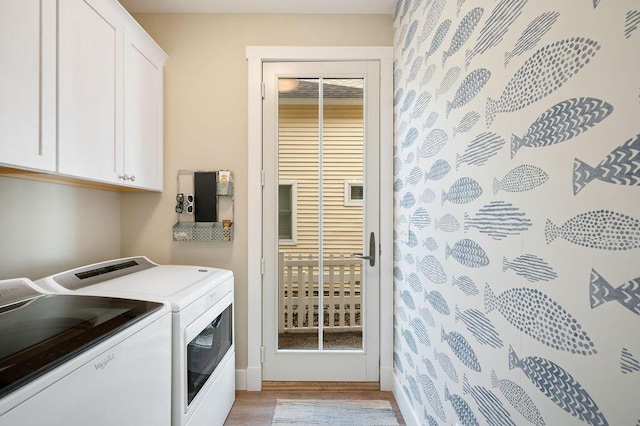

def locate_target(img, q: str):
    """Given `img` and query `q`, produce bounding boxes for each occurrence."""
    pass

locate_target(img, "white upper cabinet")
[0,0,56,172]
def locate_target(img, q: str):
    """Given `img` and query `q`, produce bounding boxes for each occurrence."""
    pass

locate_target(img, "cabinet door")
[123,30,164,191]
[0,0,56,171]
[58,0,123,183]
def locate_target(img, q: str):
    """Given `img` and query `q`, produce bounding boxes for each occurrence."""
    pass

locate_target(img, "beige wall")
[121,13,393,372]
[0,177,121,280]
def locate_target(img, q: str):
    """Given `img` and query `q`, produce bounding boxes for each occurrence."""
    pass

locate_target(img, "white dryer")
[35,256,235,426]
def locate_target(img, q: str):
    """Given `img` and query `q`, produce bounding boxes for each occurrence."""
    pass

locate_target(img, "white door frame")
[245,46,393,391]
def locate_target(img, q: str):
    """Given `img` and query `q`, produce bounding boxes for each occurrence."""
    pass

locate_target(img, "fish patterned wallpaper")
[392,0,640,425]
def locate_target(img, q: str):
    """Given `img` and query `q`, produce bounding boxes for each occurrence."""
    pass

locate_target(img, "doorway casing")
[245,46,394,391]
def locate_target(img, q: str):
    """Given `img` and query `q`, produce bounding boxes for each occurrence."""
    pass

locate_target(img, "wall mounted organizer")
[172,169,234,241]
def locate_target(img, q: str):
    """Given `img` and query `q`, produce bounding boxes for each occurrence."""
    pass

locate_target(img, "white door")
[262,61,380,381]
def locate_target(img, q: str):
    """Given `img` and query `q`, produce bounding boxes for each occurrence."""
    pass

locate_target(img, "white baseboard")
[380,366,394,391]
[246,366,262,391]
[393,374,420,426]
[235,369,247,390]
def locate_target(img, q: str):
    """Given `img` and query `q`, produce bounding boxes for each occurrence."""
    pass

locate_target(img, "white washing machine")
[0,277,172,426]
[34,256,235,426]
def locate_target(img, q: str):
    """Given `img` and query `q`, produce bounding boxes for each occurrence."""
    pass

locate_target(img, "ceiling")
[117,0,397,14]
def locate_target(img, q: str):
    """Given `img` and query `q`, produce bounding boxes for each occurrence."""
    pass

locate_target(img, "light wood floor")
[224,383,405,425]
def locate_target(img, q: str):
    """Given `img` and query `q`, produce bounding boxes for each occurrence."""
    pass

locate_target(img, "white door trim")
[245,46,393,391]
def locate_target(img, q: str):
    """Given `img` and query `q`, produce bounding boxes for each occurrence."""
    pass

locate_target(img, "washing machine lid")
[0,278,164,399]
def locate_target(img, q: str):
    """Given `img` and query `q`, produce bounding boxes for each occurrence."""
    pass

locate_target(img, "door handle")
[353,232,376,267]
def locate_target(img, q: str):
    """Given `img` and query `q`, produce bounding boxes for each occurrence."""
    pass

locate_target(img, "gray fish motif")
[417,0,446,48]
[462,375,515,426]
[410,91,432,120]
[403,20,418,53]
[417,255,447,284]
[435,214,461,232]
[442,177,483,206]
[435,347,459,383]
[621,348,640,374]
[402,385,414,408]
[446,239,490,268]
[405,166,422,185]
[435,67,461,100]
[425,159,451,182]
[452,275,479,296]
[417,369,447,421]
[404,48,416,68]
[425,290,450,315]
[423,111,439,130]
[410,316,431,346]
[400,89,416,114]
[504,12,560,67]
[441,326,481,372]
[422,356,438,379]
[393,242,402,262]
[455,306,503,348]
[626,11,640,39]
[573,133,640,195]
[402,328,418,354]
[511,97,614,158]
[407,272,422,293]
[404,151,415,164]
[393,87,404,106]
[393,351,404,374]
[442,7,484,68]
[444,385,480,426]
[392,0,403,21]
[421,64,437,87]
[417,129,448,159]
[420,188,437,203]
[407,374,421,401]
[393,178,403,193]
[397,121,408,138]
[421,307,436,327]
[424,19,452,64]
[465,0,528,69]
[493,164,549,195]
[590,269,640,316]
[400,192,416,209]
[453,111,480,137]
[457,0,467,16]
[400,290,415,310]
[491,370,546,426]
[406,56,423,85]
[487,38,601,126]
[446,68,491,118]
[394,266,404,282]
[509,346,607,425]
[485,284,597,355]
[503,254,558,282]
[545,210,640,251]
[456,132,505,169]
[405,229,418,247]
[464,201,533,240]
[423,237,438,251]
[404,253,414,265]
[402,127,418,150]
[411,207,431,229]
[393,68,403,87]
[424,413,438,426]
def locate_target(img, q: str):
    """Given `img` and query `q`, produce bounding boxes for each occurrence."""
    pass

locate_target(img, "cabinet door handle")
[129,175,136,182]
[118,174,128,180]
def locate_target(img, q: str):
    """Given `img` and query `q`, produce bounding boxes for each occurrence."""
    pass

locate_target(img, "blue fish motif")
[417,0,446,48]
[393,266,404,281]
[491,370,546,426]
[453,111,480,137]
[420,307,436,328]
[393,178,403,193]
[404,151,415,164]
[435,67,461,100]
[407,273,422,293]
[411,207,431,229]
[392,0,403,21]
[487,38,601,126]
[422,356,438,379]
[406,56,423,85]
[485,284,597,355]
[404,48,416,67]
[423,237,438,251]
[417,370,447,422]
[442,7,484,68]
[410,316,431,346]
[420,188,436,203]
[402,20,418,53]
[503,254,558,282]
[424,19,452,64]
[398,121,409,139]
[407,374,421,402]
[417,255,447,284]
[446,239,490,268]
[399,192,416,209]
[398,0,410,21]
[404,229,419,247]
[464,201,533,240]
[442,177,483,205]
[402,328,418,354]
[435,214,461,232]
[410,91,432,120]
[441,326,481,372]
[393,68,403,87]
[425,159,451,182]
[504,12,560,66]
[493,164,549,195]
[573,133,640,195]
[512,98,614,158]
[424,413,438,426]
[545,210,640,251]
[621,348,640,374]
[455,306,503,348]
[446,68,491,118]
[402,385,414,408]
[421,64,437,87]
[509,346,607,425]
[393,242,402,262]
[393,87,404,106]
[456,132,505,169]
[463,375,515,426]
[435,347,459,383]
[400,89,416,114]
[626,11,640,39]
[402,127,419,150]
[465,0,528,68]
[405,166,423,185]
[393,351,404,374]
[422,111,439,130]
[590,269,640,316]
[417,129,448,159]
[444,385,480,426]
[393,157,402,176]
[404,253,414,265]
[425,290,450,315]
[452,275,479,296]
